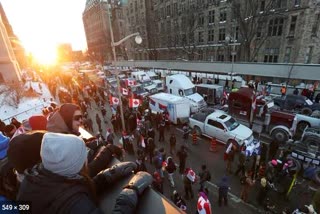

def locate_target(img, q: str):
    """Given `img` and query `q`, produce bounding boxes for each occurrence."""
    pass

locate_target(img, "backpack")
[0,158,18,200]
[240,176,246,185]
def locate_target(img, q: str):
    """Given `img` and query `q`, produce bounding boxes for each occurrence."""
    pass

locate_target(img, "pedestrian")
[134,156,147,173]
[240,171,255,202]
[153,150,164,178]
[177,145,188,174]
[182,123,190,146]
[105,128,114,145]
[171,190,187,212]
[257,177,268,206]
[225,143,236,174]
[280,85,286,96]
[218,175,230,207]
[234,147,246,177]
[268,140,279,161]
[152,171,163,194]
[158,120,165,143]
[169,133,176,155]
[111,114,118,133]
[293,88,299,95]
[147,126,155,141]
[192,129,198,145]
[183,168,195,200]
[165,157,177,187]
[147,137,155,164]
[197,189,212,214]
[95,113,102,133]
[199,164,211,191]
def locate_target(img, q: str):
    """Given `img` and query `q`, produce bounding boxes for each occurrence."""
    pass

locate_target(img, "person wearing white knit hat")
[40,132,87,177]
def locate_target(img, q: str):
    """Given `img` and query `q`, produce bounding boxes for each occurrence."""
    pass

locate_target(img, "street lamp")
[105,1,142,131]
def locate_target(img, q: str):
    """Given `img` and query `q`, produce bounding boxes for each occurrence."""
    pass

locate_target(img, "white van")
[166,74,207,113]
[149,93,190,124]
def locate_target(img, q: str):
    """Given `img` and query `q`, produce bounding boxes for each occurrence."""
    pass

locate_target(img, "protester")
[16,132,153,213]
[183,168,195,200]
[240,171,255,202]
[197,189,212,214]
[199,164,211,191]
[257,177,269,206]
[105,128,114,145]
[177,146,188,174]
[152,171,163,194]
[165,157,177,187]
[225,143,236,174]
[158,120,165,143]
[218,176,230,207]
[153,150,164,178]
[169,133,176,155]
[171,190,187,212]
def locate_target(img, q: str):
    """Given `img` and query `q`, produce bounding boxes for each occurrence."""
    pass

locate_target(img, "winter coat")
[218,176,229,196]
[17,164,103,214]
[166,159,176,174]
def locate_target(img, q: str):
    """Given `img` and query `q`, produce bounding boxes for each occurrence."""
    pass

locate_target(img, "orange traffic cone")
[210,137,217,152]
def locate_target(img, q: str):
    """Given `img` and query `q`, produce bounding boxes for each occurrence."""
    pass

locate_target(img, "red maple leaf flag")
[121,88,128,95]
[129,98,141,108]
[126,79,136,86]
[109,96,120,105]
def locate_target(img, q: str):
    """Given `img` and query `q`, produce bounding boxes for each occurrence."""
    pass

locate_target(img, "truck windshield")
[184,87,196,96]
[225,118,240,131]
[141,81,153,87]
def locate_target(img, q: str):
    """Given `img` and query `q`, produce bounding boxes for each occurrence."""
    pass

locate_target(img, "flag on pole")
[121,87,128,95]
[126,79,136,86]
[223,90,229,99]
[109,96,120,105]
[129,98,141,108]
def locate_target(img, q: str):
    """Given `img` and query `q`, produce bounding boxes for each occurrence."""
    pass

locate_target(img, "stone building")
[0,4,21,84]
[123,0,320,64]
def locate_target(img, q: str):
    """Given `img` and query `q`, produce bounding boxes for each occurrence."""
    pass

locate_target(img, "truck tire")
[194,126,202,136]
[301,107,312,116]
[297,121,310,133]
[271,128,289,143]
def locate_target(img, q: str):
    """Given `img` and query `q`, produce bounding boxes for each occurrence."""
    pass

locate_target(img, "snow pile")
[0,81,55,123]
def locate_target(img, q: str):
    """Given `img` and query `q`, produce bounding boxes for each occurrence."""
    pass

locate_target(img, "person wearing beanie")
[47,103,83,135]
[17,132,152,214]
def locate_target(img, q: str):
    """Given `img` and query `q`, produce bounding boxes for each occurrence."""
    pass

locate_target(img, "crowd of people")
[0,68,319,214]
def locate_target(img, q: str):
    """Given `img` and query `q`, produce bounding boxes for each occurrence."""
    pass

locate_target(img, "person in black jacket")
[177,146,188,174]
[218,175,230,207]
[17,132,152,214]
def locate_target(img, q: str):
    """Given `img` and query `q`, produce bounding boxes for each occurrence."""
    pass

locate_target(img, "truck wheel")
[297,121,310,133]
[301,107,312,116]
[271,129,289,143]
[194,126,202,136]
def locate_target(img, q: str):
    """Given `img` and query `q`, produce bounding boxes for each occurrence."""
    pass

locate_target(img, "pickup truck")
[189,109,254,146]
[273,94,320,115]
[292,111,320,133]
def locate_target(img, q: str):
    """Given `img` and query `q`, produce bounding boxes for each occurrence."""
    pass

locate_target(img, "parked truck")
[166,74,207,113]
[228,87,296,143]
[195,84,224,105]
[189,109,254,146]
[149,93,190,124]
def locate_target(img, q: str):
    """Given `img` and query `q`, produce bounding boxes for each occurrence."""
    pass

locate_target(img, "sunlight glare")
[25,43,58,65]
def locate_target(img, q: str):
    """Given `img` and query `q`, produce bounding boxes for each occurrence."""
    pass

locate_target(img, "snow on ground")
[0,81,55,123]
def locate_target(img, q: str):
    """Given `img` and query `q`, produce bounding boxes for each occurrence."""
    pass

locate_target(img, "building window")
[198,15,204,26]
[260,0,265,11]
[268,18,283,36]
[208,10,215,25]
[166,5,171,17]
[173,3,178,15]
[305,47,313,64]
[257,24,262,38]
[218,48,224,61]
[220,8,227,22]
[208,29,214,42]
[311,14,320,37]
[283,47,291,63]
[198,31,204,43]
[288,16,297,38]
[189,33,194,44]
[294,0,300,6]
[264,48,279,63]
[219,28,226,41]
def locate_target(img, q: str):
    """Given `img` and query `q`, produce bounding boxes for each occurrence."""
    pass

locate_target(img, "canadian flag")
[223,90,229,99]
[129,98,141,108]
[109,96,120,105]
[121,87,128,95]
[127,79,136,86]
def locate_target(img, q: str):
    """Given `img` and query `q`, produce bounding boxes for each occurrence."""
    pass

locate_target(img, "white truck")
[189,109,254,146]
[146,70,165,92]
[149,93,190,124]
[131,71,158,94]
[166,74,207,113]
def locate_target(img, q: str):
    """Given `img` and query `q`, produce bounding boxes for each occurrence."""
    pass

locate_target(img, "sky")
[1,0,87,63]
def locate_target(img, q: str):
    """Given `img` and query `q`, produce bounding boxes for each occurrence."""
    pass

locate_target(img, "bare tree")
[231,0,276,62]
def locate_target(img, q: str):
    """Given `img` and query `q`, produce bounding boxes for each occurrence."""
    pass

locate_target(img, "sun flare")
[28,46,58,66]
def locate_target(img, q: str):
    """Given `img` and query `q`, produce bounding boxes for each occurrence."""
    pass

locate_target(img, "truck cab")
[195,84,223,105]
[131,71,158,94]
[166,74,207,113]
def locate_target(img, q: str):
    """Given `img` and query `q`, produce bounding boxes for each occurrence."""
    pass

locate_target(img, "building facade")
[127,0,320,64]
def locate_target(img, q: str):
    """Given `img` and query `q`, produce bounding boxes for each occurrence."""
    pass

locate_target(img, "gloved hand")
[94,161,137,192]
[124,171,152,196]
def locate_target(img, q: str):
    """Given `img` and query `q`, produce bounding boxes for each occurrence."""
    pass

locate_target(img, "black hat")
[7,131,46,173]
[58,103,80,130]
